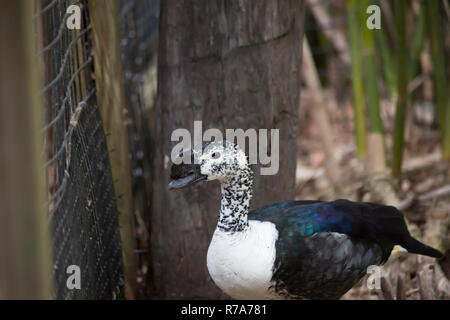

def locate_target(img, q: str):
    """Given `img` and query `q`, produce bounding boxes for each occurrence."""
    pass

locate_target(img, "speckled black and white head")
[199,141,250,183]
[169,141,254,233]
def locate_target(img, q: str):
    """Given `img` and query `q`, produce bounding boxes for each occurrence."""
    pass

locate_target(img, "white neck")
[217,167,253,233]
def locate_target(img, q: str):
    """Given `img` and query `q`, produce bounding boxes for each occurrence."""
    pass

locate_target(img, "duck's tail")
[401,236,443,259]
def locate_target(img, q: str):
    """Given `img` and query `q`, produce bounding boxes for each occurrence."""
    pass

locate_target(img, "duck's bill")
[168,174,207,190]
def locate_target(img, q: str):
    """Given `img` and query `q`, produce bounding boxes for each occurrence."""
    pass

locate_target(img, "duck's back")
[247,199,441,299]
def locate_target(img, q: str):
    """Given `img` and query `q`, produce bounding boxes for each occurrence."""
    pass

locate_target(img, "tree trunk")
[150,0,305,299]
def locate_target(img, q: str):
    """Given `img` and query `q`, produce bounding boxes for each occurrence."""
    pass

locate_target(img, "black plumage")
[248,199,442,299]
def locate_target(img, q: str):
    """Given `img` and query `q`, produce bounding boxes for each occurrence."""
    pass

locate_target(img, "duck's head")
[199,141,249,182]
[168,141,249,189]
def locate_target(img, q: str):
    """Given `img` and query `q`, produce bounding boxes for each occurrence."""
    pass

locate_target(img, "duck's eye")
[212,152,220,159]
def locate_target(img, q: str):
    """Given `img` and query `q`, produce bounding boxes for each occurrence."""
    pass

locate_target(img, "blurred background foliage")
[299,0,449,299]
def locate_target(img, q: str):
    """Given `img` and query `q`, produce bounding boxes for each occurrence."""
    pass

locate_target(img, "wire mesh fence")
[36,0,124,299]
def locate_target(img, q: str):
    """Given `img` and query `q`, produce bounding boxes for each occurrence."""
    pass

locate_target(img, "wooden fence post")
[0,0,52,299]
[88,0,138,299]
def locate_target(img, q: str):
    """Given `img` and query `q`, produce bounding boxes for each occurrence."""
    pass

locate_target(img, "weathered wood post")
[88,0,138,299]
[0,0,52,299]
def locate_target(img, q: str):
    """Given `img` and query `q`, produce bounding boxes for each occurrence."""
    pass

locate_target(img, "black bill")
[168,172,207,189]
[168,161,206,190]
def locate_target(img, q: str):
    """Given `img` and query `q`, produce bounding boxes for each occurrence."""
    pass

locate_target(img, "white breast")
[206,220,281,300]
